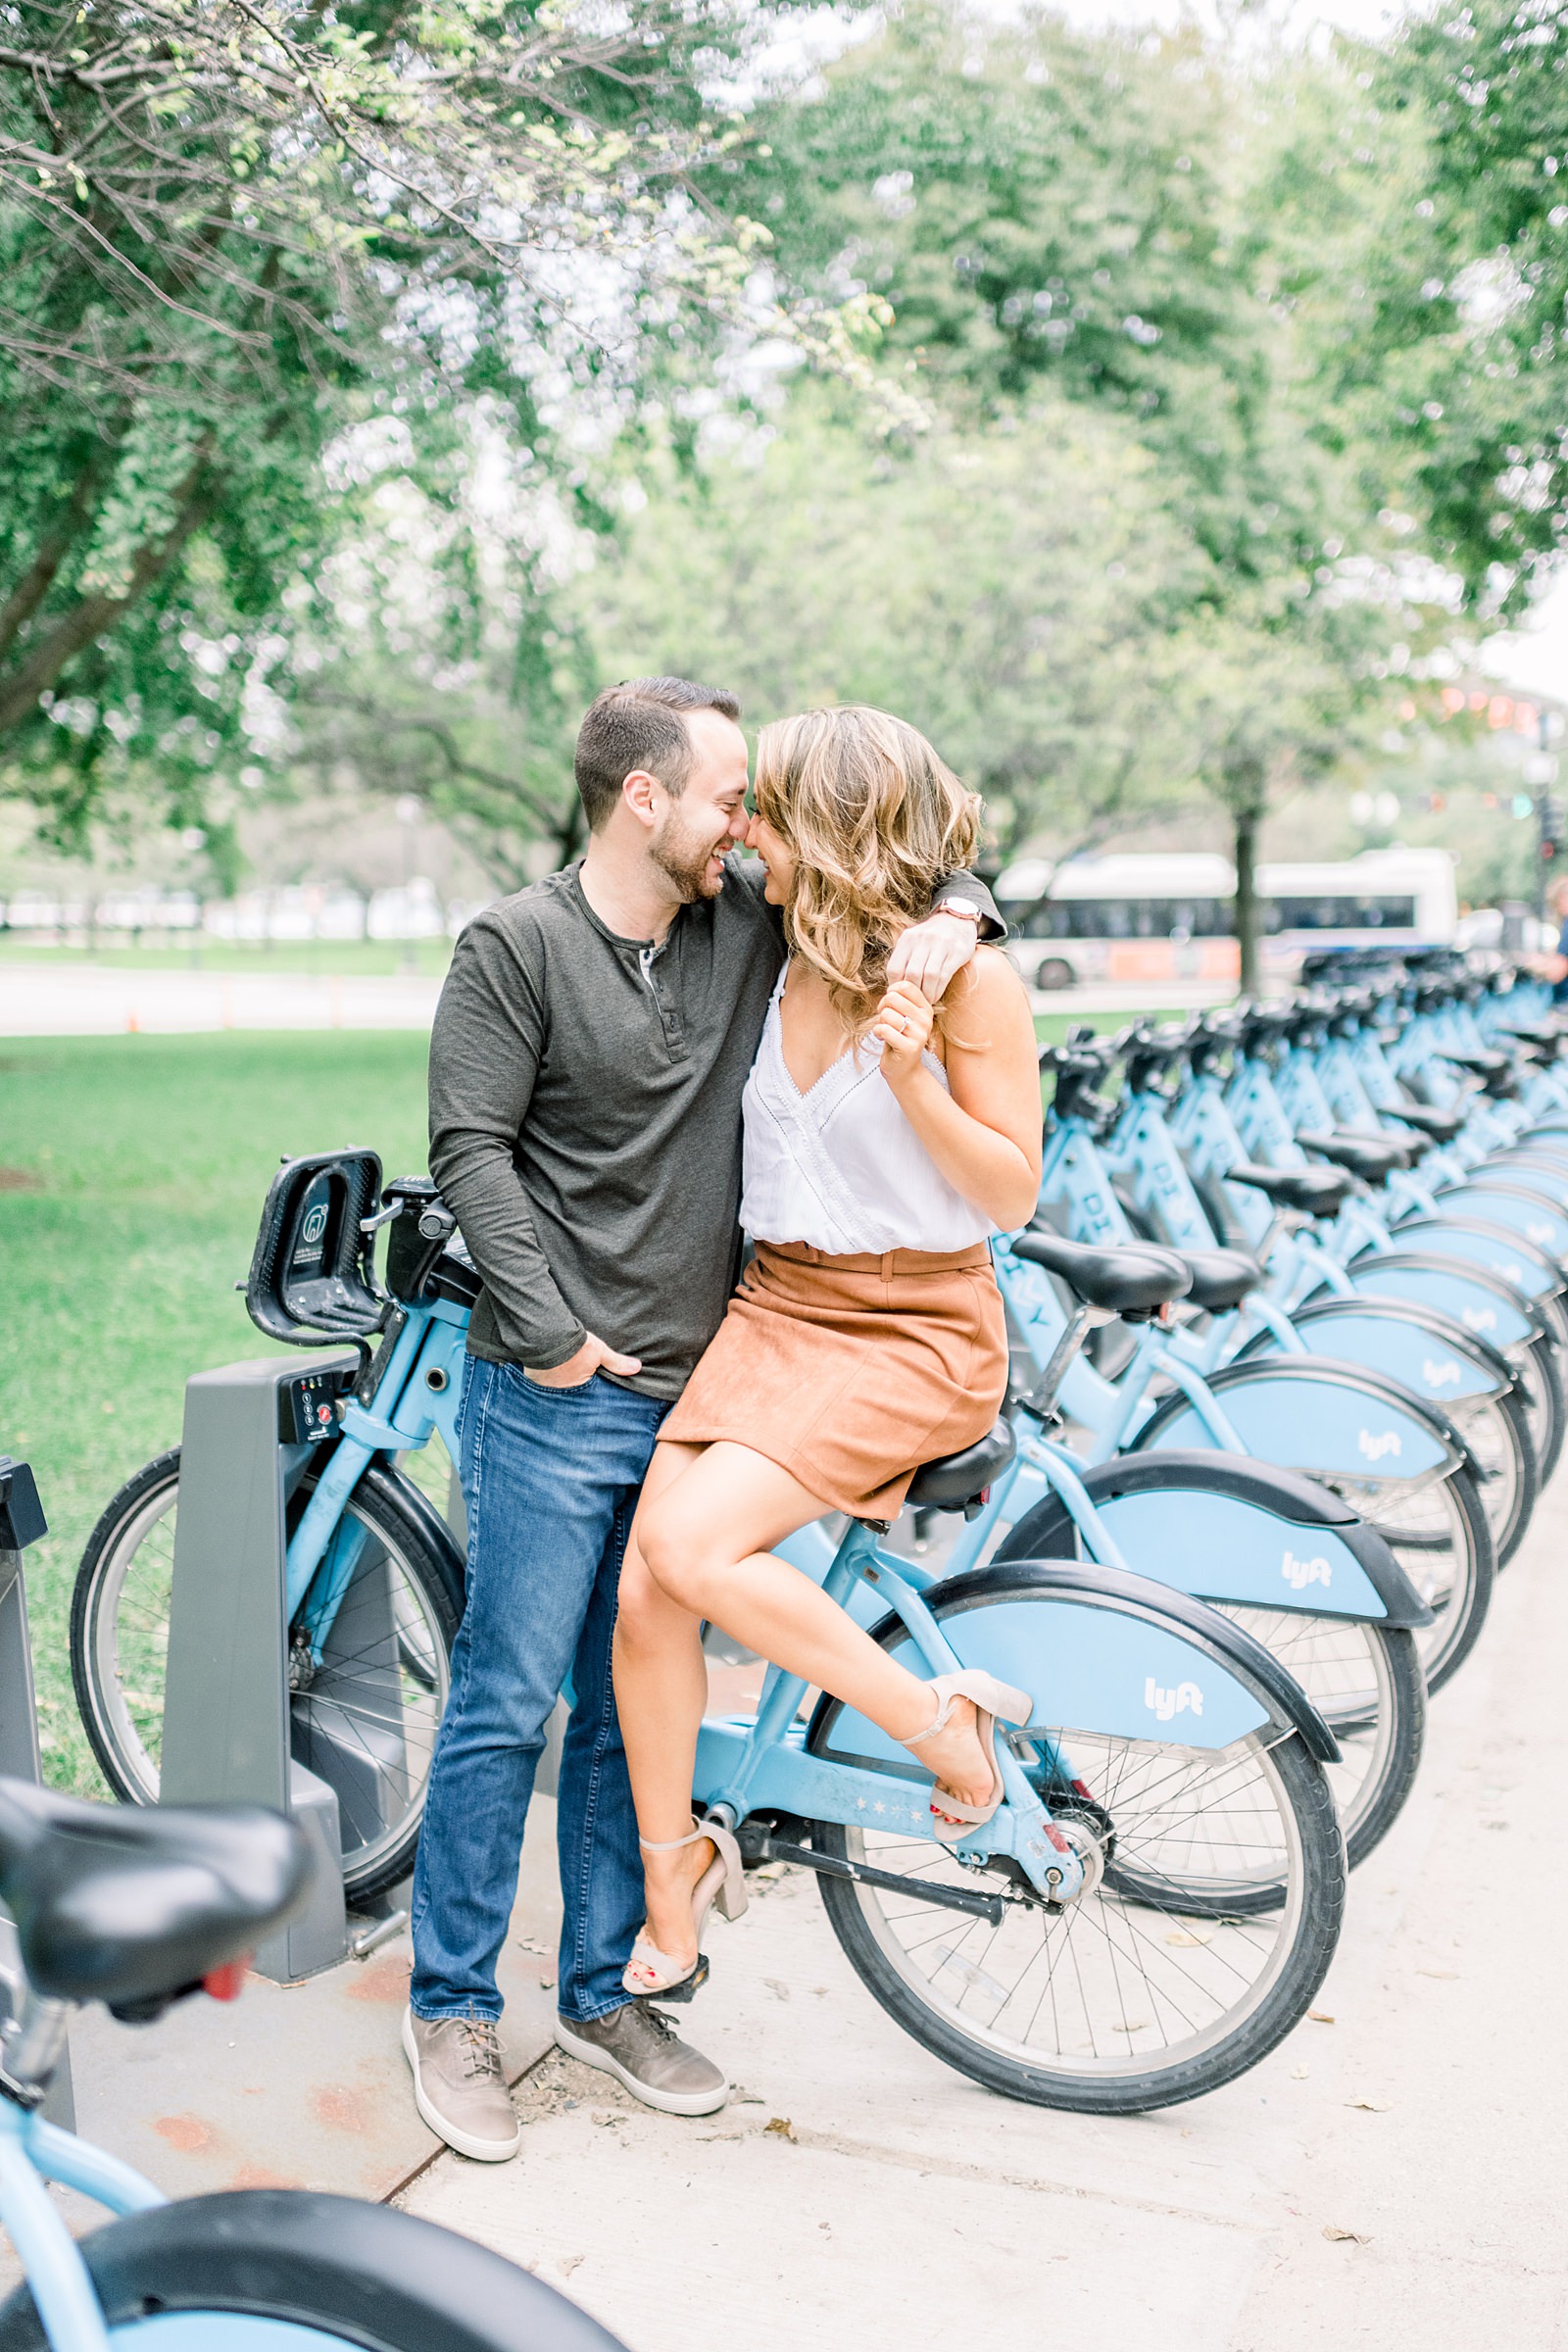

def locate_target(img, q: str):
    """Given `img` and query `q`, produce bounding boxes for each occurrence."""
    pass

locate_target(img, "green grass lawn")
[0,1033,435,1794]
[0,937,454,977]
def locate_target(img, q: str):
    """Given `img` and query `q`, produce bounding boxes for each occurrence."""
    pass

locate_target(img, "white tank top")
[739,968,998,1255]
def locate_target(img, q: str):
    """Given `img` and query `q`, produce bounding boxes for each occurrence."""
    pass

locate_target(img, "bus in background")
[996,847,1459,992]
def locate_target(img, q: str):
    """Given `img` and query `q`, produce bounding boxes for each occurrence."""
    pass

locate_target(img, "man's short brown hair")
[574,677,742,833]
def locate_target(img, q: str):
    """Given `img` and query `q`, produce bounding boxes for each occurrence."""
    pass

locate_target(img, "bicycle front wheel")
[0,2190,620,2351]
[808,1576,1346,2115]
[71,1451,459,1900]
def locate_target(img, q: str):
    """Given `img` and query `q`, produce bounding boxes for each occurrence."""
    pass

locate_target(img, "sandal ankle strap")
[638,1817,708,1853]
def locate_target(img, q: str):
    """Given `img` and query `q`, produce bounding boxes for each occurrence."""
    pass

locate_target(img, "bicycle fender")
[1385,1216,1563,1300]
[1234,1296,1509,1404]
[992,1452,1431,1628]
[1346,1253,1543,1349]
[824,1560,1338,1764]
[1129,1355,1463,1483]
[356,1460,466,1617]
[1430,1181,1568,1262]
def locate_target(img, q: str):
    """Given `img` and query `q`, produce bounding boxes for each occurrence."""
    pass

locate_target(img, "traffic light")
[1541,795,1566,860]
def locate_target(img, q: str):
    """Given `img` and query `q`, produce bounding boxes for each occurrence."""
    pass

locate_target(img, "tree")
[1363,0,1568,610]
[721,10,1402,978]
[570,387,1207,859]
[0,0,812,863]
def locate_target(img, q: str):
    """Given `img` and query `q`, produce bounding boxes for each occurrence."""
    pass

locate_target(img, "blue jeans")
[410,1357,668,2025]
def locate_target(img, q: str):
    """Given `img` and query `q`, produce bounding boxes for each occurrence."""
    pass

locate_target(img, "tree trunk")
[1234,800,1262,1000]
[0,433,218,742]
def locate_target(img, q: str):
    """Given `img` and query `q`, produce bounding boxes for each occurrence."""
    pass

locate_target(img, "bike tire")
[1339,1455,1494,1695]
[71,1452,461,1901]
[808,1573,1346,2116]
[1458,1377,1537,1570]
[0,2190,620,2352]
[1518,1330,1566,1487]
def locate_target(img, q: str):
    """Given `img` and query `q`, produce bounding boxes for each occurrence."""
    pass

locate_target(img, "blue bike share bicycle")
[0,1778,616,2352]
[73,1151,1348,2114]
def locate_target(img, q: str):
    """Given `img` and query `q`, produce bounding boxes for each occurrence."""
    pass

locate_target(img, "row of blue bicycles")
[59,948,1568,2153]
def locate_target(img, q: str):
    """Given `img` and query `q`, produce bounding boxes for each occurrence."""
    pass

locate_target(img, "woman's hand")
[886,908,980,1004]
[872,979,937,1089]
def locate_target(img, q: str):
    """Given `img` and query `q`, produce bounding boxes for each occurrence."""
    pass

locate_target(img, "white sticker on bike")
[1461,1305,1497,1333]
[1145,1677,1203,1722]
[1421,1358,1463,1390]
[1358,1428,1402,1461]
[1282,1550,1332,1591]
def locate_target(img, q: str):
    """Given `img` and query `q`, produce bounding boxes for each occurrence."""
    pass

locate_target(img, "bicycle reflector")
[203,1956,252,2001]
[245,1149,387,1347]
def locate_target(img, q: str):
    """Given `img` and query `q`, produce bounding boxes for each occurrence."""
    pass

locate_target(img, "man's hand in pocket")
[525,1333,643,1388]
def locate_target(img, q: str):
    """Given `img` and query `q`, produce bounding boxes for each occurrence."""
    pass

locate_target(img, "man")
[404,678,1000,2157]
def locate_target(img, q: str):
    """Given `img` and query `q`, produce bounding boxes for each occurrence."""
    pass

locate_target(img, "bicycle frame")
[0,2077,165,2352]
[283,1298,466,1667]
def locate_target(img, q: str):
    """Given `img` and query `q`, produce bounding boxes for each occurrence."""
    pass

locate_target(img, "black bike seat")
[0,1780,311,2015]
[1298,1132,1417,1185]
[1009,1231,1192,1317]
[1173,1246,1262,1313]
[1391,1103,1465,1145]
[1224,1161,1353,1217]
[906,1420,1017,1512]
[1440,1050,1510,1079]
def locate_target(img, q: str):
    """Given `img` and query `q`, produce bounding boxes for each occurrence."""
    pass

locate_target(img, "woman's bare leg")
[612,1441,713,1973]
[613,1438,1004,1979]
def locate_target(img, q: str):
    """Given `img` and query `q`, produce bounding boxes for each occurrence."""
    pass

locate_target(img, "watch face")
[942,898,982,918]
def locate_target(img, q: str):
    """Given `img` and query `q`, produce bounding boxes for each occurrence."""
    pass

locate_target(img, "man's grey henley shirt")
[427,855,999,1402]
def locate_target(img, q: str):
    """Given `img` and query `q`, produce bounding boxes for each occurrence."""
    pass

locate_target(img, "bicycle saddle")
[1224,1162,1353,1217]
[1297,1132,1421,1185]
[906,1419,1016,1511]
[1439,1049,1509,1079]
[1170,1246,1262,1313]
[0,1780,311,2017]
[1009,1232,1192,1318]
[1390,1102,1465,1145]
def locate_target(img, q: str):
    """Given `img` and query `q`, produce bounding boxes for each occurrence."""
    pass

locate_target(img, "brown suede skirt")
[660,1239,1008,1520]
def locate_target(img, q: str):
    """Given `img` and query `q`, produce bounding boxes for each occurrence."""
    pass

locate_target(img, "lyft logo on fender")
[1145,1677,1203,1722]
[1358,1428,1402,1462]
[1282,1550,1332,1591]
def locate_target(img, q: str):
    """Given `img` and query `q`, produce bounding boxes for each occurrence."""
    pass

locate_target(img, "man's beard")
[650,813,727,903]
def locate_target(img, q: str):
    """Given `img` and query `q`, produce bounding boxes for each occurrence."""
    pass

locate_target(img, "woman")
[611,706,1044,1997]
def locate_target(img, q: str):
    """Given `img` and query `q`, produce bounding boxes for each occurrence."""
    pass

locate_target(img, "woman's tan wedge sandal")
[905,1670,1033,1845]
[622,1817,749,2000]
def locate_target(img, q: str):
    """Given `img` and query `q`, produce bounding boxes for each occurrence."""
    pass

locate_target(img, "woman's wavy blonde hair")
[754,705,982,1036]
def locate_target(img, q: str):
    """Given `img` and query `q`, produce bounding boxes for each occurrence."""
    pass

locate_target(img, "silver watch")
[937,897,984,922]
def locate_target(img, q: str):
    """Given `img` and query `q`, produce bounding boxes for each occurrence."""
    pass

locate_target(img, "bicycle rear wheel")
[71,1451,460,1900]
[0,2190,620,2351]
[808,1573,1346,2115]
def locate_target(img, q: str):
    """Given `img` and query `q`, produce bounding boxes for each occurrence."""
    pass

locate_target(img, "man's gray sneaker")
[555,2003,728,2117]
[403,2008,521,2161]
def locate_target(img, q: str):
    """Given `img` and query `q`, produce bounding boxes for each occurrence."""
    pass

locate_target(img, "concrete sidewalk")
[0,960,1227,1036]
[397,1486,1568,2352]
[0,961,442,1034]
